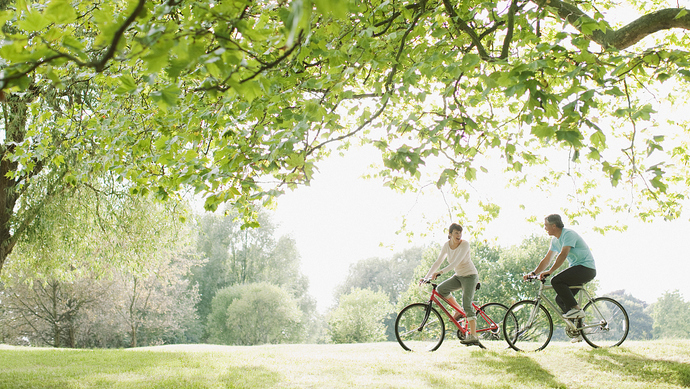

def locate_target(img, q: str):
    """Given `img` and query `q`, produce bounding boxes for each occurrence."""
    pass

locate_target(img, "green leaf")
[657,73,671,83]
[150,84,181,109]
[285,153,305,169]
[114,74,138,95]
[17,10,50,32]
[313,0,348,20]
[62,35,85,51]
[464,167,476,181]
[0,10,13,26]
[590,131,606,149]
[462,54,481,69]
[556,130,583,147]
[632,104,655,121]
[531,124,555,139]
[45,0,77,24]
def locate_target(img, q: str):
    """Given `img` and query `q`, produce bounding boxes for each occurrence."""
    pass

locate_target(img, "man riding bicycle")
[524,214,597,321]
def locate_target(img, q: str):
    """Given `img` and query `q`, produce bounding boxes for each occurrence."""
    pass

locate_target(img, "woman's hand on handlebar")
[539,271,551,281]
[419,272,441,284]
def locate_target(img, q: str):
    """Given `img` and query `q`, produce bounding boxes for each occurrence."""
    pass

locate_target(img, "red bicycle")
[394,278,513,351]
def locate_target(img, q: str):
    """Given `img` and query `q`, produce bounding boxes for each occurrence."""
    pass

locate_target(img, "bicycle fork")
[416,302,433,331]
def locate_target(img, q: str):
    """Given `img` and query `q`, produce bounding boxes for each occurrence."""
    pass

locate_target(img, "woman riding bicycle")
[525,214,597,320]
[423,223,480,346]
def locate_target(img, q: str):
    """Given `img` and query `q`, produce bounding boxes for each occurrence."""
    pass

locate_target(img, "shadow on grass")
[579,348,690,388]
[423,350,566,389]
[0,350,279,389]
[470,350,567,389]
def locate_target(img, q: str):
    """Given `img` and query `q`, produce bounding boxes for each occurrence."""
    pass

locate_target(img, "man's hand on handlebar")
[523,271,551,281]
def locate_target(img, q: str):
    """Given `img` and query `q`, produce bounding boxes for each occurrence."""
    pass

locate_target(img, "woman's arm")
[424,244,449,279]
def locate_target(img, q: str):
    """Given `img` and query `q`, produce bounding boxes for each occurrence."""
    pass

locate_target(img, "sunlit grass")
[1,340,688,388]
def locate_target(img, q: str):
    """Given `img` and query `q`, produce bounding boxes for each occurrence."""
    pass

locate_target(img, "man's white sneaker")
[563,308,585,319]
[571,335,583,343]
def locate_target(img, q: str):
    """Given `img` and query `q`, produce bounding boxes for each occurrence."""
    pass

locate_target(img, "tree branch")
[441,0,491,60]
[538,0,690,50]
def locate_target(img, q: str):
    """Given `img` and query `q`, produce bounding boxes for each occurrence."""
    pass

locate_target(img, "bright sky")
[270,2,690,313]
[272,145,690,313]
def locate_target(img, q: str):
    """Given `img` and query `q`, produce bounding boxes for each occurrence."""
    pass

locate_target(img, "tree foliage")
[607,289,653,340]
[327,287,393,343]
[207,282,303,345]
[189,209,315,339]
[651,290,690,339]
[2,0,690,280]
[0,191,202,348]
[333,246,423,305]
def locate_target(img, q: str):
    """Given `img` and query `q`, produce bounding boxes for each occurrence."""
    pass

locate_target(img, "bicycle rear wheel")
[395,303,445,352]
[581,297,629,348]
[475,302,512,350]
[503,300,553,352]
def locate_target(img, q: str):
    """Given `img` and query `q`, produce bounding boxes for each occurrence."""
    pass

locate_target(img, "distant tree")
[0,188,201,348]
[474,236,555,306]
[333,247,423,305]
[651,290,690,339]
[327,288,393,344]
[397,245,442,310]
[189,209,315,340]
[607,290,653,340]
[0,275,101,348]
[331,247,423,341]
[111,255,201,348]
[207,282,303,346]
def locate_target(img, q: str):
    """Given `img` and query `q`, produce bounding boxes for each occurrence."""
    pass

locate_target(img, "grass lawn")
[1,340,689,388]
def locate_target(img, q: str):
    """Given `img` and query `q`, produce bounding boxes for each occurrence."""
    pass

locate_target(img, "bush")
[327,288,393,343]
[208,282,303,345]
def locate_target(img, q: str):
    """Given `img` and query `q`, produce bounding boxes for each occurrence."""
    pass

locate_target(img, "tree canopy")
[2,0,690,274]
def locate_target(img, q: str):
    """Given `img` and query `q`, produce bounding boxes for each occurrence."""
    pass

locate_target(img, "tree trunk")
[130,324,137,348]
[51,282,61,348]
[0,93,28,275]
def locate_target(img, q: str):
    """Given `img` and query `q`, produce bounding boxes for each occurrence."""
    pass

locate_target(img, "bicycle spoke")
[476,303,511,350]
[503,300,553,352]
[395,303,445,352]
[581,297,629,348]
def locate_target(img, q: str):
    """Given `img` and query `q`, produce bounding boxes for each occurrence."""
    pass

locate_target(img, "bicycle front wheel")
[476,302,511,350]
[503,300,553,352]
[395,303,445,352]
[581,297,629,348]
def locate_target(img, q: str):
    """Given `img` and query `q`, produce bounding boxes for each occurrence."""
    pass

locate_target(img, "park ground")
[1,340,689,388]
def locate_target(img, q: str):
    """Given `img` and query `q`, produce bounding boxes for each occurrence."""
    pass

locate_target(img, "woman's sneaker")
[563,308,585,319]
[461,336,480,346]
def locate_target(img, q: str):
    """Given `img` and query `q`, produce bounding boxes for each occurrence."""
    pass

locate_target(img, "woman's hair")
[447,223,463,239]
[545,214,565,229]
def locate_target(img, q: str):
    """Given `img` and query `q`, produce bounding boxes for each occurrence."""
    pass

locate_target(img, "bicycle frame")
[530,280,607,332]
[425,284,499,336]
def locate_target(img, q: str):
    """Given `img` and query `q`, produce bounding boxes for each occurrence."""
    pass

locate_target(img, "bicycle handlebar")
[526,274,549,283]
[420,277,481,291]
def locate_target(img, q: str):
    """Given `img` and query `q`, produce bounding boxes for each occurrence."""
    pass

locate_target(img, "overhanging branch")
[537,0,690,50]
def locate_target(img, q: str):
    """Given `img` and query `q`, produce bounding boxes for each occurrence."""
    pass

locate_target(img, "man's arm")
[540,246,571,279]
[524,250,555,280]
